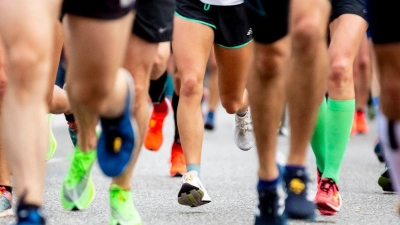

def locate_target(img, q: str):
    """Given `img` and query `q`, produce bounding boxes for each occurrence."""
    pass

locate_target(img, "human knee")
[180,74,203,98]
[329,58,352,87]
[151,50,170,80]
[254,48,287,79]
[291,4,329,52]
[67,82,109,112]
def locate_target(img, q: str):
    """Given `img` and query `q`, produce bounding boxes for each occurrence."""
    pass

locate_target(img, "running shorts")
[175,0,252,48]
[62,0,135,20]
[330,0,367,22]
[368,0,400,44]
[244,0,289,44]
[133,0,175,43]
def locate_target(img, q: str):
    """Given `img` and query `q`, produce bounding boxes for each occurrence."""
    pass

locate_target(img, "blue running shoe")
[204,111,215,130]
[16,204,45,225]
[374,138,385,163]
[283,167,316,220]
[255,183,287,225]
[98,70,137,177]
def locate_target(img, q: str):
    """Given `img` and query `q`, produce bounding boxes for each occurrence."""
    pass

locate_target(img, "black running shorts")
[62,0,135,20]
[245,0,289,44]
[133,0,175,43]
[368,0,400,44]
[330,0,367,22]
[175,0,252,48]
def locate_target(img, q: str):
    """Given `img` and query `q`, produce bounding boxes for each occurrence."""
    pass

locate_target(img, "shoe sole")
[204,124,214,130]
[315,200,341,215]
[98,70,138,177]
[178,183,211,207]
[0,208,13,218]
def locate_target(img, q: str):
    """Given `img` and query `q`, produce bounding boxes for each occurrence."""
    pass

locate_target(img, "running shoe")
[233,110,254,151]
[0,187,13,217]
[315,178,342,215]
[47,114,57,161]
[355,110,369,134]
[109,184,142,225]
[283,169,316,220]
[170,142,186,177]
[178,171,211,207]
[61,148,96,210]
[16,202,45,225]
[98,70,137,177]
[67,120,78,147]
[378,166,394,192]
[144,99,168,151]
[374,138,385,163]
[255,183,287,225]
[204,111,215,131]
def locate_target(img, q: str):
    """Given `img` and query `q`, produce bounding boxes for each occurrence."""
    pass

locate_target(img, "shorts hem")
[175,11,216,29]
[216,39,253,49]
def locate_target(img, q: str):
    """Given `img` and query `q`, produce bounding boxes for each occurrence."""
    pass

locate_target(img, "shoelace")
[67,121,78,134]
[236,115,252,134]
[319,178,336,194]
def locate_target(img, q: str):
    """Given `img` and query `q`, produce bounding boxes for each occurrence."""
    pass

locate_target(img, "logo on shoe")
[114,137,122,153]
[289,178,305,194]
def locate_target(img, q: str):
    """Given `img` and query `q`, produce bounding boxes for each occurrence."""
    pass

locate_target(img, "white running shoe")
[233,110,254,151]
[177,171,211,207]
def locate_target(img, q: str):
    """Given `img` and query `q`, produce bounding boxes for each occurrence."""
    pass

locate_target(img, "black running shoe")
[378,166,394,192]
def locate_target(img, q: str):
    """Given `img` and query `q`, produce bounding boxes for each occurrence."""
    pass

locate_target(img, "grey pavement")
[2,107,399,225]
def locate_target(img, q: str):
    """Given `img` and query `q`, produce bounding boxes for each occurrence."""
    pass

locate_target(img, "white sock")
[378,112,400,200]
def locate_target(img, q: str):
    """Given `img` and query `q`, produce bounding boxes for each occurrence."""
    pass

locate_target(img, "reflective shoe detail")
[233,110,254,151]
[178,171,211,207]
[16,203,45,225]
[61,148,96,210]
[109,184,142,225]
[284,169,316,220]
[170,142,186,177]
[47,114,57,161]
[98,70,137,177]
[67,120,78,147]
[255,183,288,225]
[378,166,394,192]
[144,99,168,151]
[356,110,369,134]
[315,178,342,215]
[0,187,13,218]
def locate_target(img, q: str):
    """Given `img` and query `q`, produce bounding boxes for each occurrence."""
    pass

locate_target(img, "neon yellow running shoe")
[60,148,96,210]
[109,184,142,225]
[47,114,57,161]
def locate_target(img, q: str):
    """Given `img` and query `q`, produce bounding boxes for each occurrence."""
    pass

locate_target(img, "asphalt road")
[2,107,399,225]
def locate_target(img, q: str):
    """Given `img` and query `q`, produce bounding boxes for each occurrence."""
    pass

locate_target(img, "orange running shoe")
[356,110,369,134]
[315,178,342,215]
[170,142,186,177]
[144,99,168,151]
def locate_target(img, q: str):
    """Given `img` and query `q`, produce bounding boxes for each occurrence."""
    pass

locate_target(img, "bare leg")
[207,48,219,112]
[0,0,58,207]
[287,0,330,166]
[112,34,158,189]
[354,34,372,111]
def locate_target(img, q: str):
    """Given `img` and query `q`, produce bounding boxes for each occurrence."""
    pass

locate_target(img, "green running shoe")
[109,184,142,225]
[47,114,57,161]
[61,148,96,210]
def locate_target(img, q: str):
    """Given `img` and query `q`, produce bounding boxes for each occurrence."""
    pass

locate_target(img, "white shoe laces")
[236,114,252,134]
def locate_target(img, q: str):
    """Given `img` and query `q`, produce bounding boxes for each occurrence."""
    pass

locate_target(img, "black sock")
[64,113,75,123]
[149,71,168,104]
[172,91,180,144]
[0,185,12,194]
